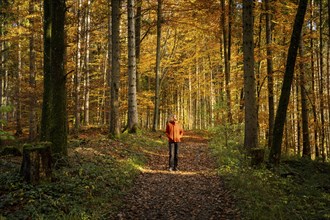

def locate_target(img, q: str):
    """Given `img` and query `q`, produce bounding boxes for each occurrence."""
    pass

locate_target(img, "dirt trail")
[118,131,240,220]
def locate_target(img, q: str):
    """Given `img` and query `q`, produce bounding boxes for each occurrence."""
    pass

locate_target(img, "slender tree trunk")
[319,0,326,161]
[0,21,3,130]
[299,37,311,158]
[189,69,193,130]
[327,0,330,158]
[221,0,232,124]
[84,0,91,126]
[110,0,121,137]
[29,0,37,140]
[16,27,23,136]
[269,0,308,166]
[152,0,162,131]
[127,0,139,133]
[265,0,274,149]
[74,0,82,133]
[243,0,258,152]
[310,0,319,157]
[135,0,142,92]
[295,72,301,155]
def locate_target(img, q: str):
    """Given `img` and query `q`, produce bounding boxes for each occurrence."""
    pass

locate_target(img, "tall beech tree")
[265,0,274,149]
[41,0,67,161]
[243,0,258,151]
[269,0,308,166]
[110,0,121,137]
[28,0,37,140]
[299,37,311,158]
[127,0,139,133]
[221,0,233,124]
[152,0,162,131]
[0,0,329,160]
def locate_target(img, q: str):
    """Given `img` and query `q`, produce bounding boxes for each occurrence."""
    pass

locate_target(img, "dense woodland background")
[0,0,330,219]
[0,0,329,161]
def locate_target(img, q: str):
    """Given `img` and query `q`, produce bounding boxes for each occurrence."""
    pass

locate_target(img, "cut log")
[20,142,52,184]
[251,148,265,167]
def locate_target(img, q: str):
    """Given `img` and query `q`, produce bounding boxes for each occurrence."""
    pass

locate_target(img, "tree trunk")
[269,0,308,166]
[265,0,274,150]
[50,0,67,160]
[29,0,37,141]
[84,0,91,126]
[318,0,326,161]
[221,0,232,124]
[310,0,319,158]
[0,9,6,131]
[110,0,121,137]
[74,0,82,133]
[243,1,258,152]
[41,0,68,163]
[127,0,139,133]
[41,0,52,142]
[135,0,142,92]
[299,37,311,158]
[152,0,162,131]
[327,0,330,159]
[15,12,23,136]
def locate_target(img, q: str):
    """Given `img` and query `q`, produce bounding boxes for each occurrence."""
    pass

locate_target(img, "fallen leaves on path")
[118,131,240,219]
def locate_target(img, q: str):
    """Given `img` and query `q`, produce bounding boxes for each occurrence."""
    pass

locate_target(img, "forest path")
[117,131,240,220]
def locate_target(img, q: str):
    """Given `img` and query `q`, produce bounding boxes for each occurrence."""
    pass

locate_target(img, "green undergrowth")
[0,130,165,220]
[209,125,330,220]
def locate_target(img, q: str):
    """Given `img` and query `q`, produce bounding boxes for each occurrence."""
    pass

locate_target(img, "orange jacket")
[166,121,183,142]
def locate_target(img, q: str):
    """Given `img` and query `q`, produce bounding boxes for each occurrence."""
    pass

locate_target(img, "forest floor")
[1,128,329,219]
[116,130,240,219]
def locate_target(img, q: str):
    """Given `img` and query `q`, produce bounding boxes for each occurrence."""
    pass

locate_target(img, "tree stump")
[250,148,265,167]
[20,142,52,184]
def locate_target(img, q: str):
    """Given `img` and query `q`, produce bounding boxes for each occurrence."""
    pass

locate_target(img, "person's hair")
[167,114,177,122]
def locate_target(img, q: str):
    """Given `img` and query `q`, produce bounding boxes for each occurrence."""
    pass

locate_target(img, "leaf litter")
[117,131,240,220]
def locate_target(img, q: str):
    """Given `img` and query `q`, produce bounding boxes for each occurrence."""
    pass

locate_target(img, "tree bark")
[269,0,308,166]
[83,0,91,126]
[135,0,142,92]
[221,0,232,124]
[243,1,258,152]
[152,0,162,131]
[310,0,319,157]
[29,0,37,141]
[318,0,326,161]
[299,37,311,158]
[41,0,68,163]
[50,0,67,160]
[74,0,82,133]
[15,6,23,136]
[41,0,52,142]
[127,0,139,133]
[110,0,121,137]
[265,0,274,150]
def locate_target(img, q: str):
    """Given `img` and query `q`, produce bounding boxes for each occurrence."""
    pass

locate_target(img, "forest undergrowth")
[0,127,329,219]
[0,128,160,219]
[210,124,330,220]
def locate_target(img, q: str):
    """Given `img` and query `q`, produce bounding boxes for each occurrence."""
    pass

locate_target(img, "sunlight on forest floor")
[138,167,200,176]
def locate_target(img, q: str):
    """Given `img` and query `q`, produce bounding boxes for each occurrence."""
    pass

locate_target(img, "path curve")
[118,131,240,219]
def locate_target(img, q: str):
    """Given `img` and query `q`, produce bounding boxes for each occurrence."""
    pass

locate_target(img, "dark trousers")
[169,142,179,169]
